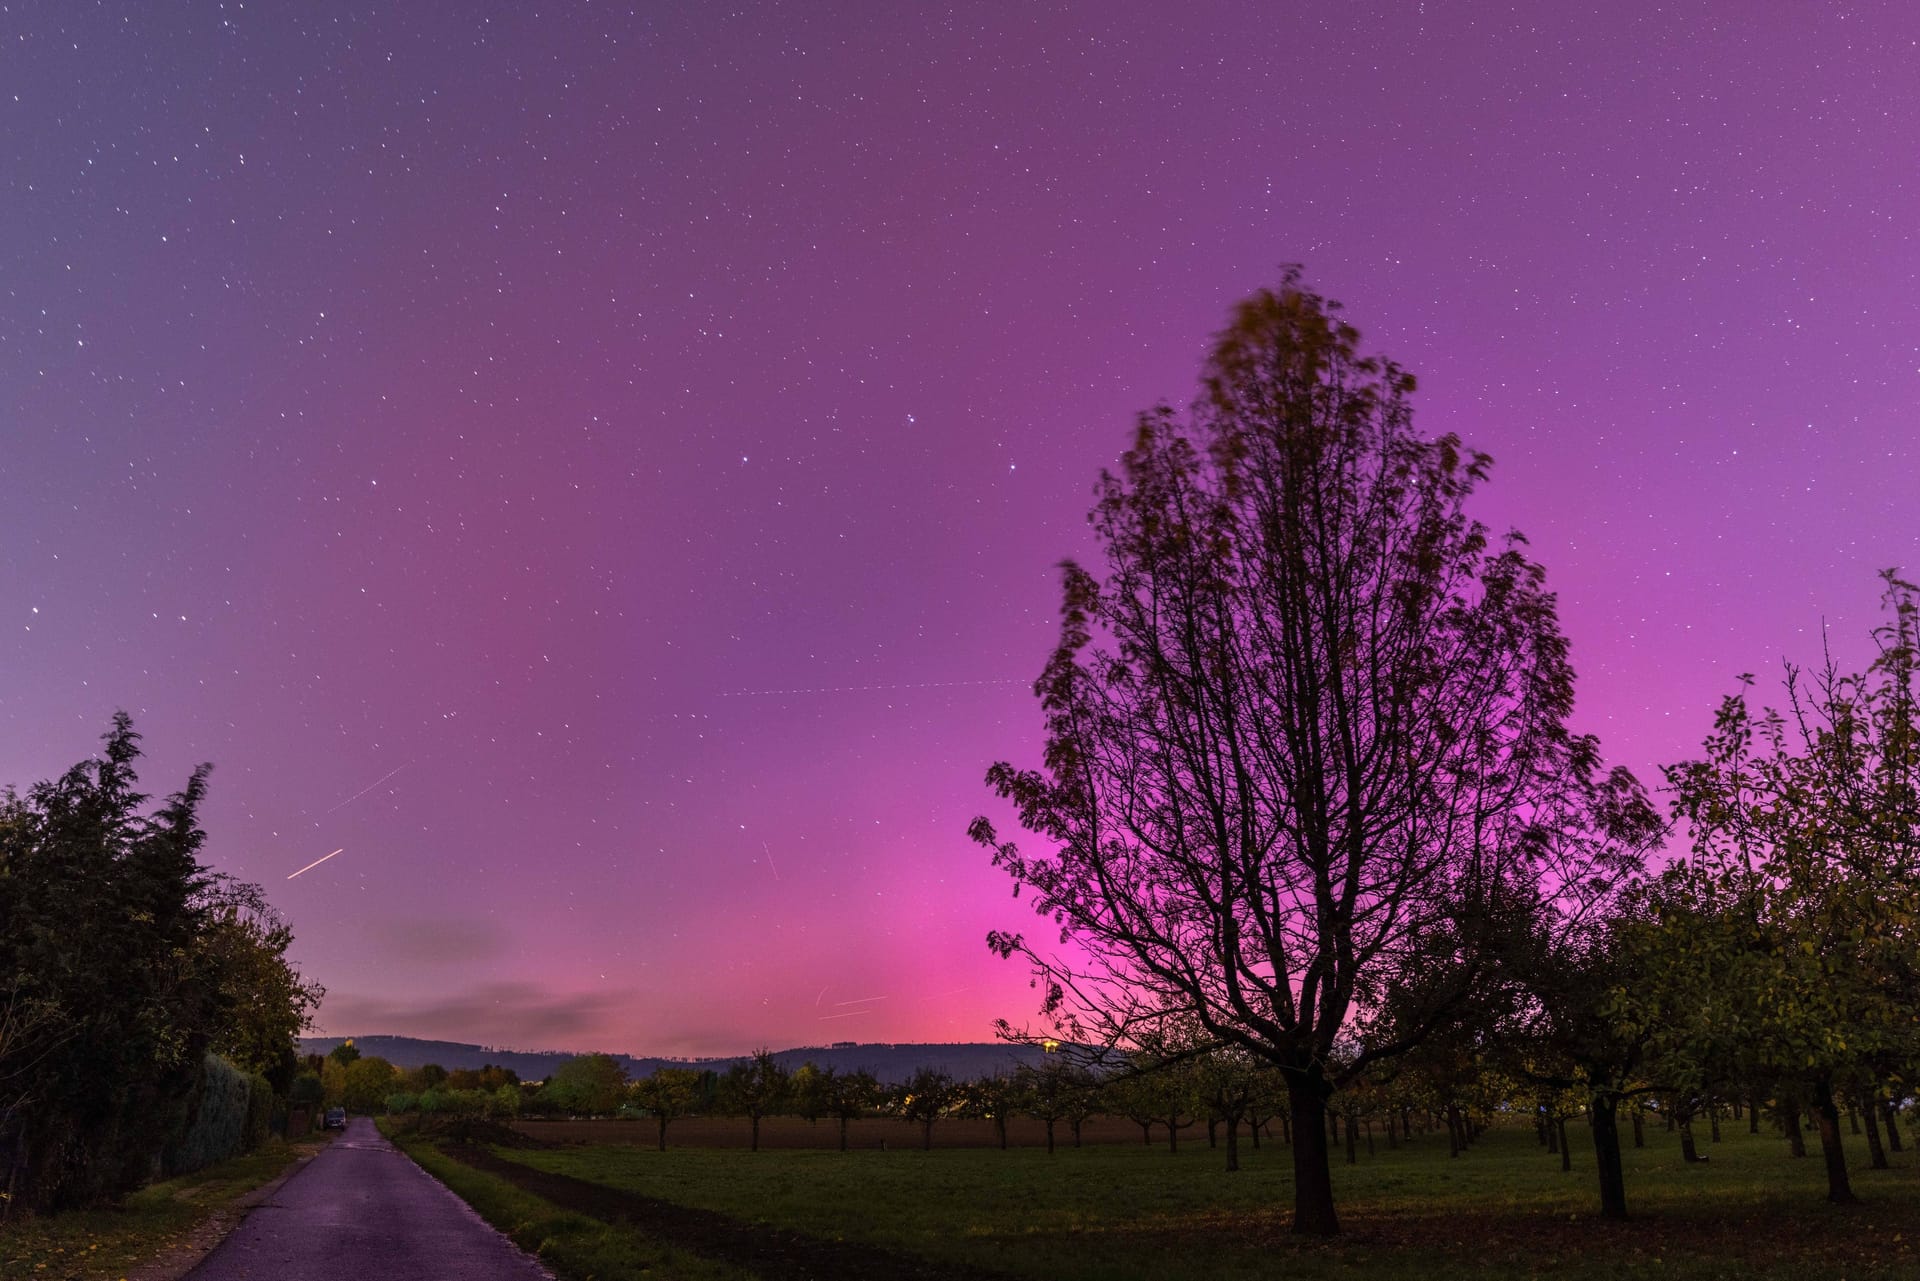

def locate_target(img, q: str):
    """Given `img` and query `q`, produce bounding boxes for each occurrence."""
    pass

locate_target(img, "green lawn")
[0,1139,317,1281]
[485,1120,1920,1280]
[382,1120,748,1281]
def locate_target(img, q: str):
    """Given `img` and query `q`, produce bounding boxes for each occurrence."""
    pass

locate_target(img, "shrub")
[167,1055,253,1175]
[244,1073,274,1151]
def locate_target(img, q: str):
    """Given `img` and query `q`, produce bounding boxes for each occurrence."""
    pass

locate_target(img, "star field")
[4,2,1918,1055]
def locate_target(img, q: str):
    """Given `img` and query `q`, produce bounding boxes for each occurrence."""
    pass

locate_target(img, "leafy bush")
[168,1055,253,1175]
[245,1073,274,1151]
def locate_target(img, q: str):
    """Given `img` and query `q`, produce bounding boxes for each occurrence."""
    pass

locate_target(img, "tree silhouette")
[974,273,1610,1235]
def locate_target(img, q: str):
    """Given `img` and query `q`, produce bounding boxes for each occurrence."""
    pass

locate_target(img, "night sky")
[6,3,1918,1057]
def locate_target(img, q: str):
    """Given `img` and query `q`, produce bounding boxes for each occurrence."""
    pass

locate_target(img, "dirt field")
[513,1114,1261,1150]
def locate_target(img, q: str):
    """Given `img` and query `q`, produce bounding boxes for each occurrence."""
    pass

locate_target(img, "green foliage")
[244,1072,274,1151]
[787,1061,829,1123]
[1661,574,1920,1202]
[891,1067,957,1148]
[717,1050,788,1124]
[630,1067,706,1149]
[198,883,324,1090]
[340,1056,400,1114]
[0,716,315,1211]
[542,1053,630,1116]
[168,1055,254,1176]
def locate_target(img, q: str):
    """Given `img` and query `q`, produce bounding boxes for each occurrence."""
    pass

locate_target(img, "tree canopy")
[973,272,1638,1235]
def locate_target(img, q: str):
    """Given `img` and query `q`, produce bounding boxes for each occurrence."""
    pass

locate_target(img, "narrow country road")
[184,1117,552,1281]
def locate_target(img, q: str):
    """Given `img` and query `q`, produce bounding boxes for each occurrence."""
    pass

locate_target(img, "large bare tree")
[972,274,1599,1235]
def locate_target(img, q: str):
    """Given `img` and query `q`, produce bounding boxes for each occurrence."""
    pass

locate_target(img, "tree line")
[0,716,323,1215]
[971,270,1920,1235]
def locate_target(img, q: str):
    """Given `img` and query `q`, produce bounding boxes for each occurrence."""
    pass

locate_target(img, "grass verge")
[0,1138,320,1281]
[379,1118,745,1281]
[491,1121,1920,1281]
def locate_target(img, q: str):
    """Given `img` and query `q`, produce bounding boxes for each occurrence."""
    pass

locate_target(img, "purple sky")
[5,3,1917,1057]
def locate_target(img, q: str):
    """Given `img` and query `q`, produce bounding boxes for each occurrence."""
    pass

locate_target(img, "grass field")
[453,1118,1920,1281]
[0,1138,322,1281]
[383,1120,748,1281]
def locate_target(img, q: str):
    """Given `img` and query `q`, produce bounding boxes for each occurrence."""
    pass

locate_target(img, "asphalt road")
[185,1117,553,1281]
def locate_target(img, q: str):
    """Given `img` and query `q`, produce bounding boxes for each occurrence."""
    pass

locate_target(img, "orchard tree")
[1018,1058,1098,1153]
[543,1053,629,1116]
[1666,574,1920,1204]
[959,1073,1027,1150]
[972,273,1620,1235]
[340,1057,399,1114]
[893,1067,957,1150]
[788,1062,830,1127]
[1488,757,1664,1219]
[824,1067,882,1151]
[719,1049,788,1151]
[630,1067,704,1151]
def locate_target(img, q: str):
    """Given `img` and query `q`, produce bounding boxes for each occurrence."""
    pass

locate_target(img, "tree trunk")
[1166,1111,1180,1154]
[1280,1111,1291,1145]
[1225,1117,1240,1172]
[1138,1120,1153,1145]
[1558,1117,1571,1172]
[1045,1118,1056,1155]
[1847,1100,1860,1136]
[1590,1093,1629,1220]
[1783,1089,1807,1157]
[1446,1105,1461,1158]
[1250,1118,1262,1150]
[657,1115,669,1152]
[1708,1098,1721,1143]
[1545,1111,1559,1154]
[1287,1086,1339,1236]
[996,1116,1007,1151]
[1679,1112,1703,1164]
[1207,1117,1218,1148]
[839,1115,849,1151]
[1884,1097,1904,1153]
[750,1113,761,1153]
[921,1118,934,1151]
[1631,1104,1644,1149]
[1811,1077,1857,1204]
[1860,1090,1888,1170]
[1071,1116,1083,1148]
[1749,1092,1761,1135]
[1344,1110,1357,1165]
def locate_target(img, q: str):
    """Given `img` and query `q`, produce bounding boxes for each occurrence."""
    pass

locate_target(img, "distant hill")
[297,1035,1048,1085]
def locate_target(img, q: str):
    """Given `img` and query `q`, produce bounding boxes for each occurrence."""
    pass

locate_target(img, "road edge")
[126,1136,334,1281]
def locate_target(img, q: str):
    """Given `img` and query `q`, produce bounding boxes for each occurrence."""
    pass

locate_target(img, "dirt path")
[442,1143,1006,1281]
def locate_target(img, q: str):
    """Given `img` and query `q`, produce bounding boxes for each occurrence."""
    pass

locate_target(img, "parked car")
[324,1107,347,1130]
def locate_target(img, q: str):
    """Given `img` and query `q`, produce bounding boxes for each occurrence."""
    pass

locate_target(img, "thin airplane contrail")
[323,761,410,814]
[762,841,780,881]
[287,848,344,880]
[834,995,886,1006]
